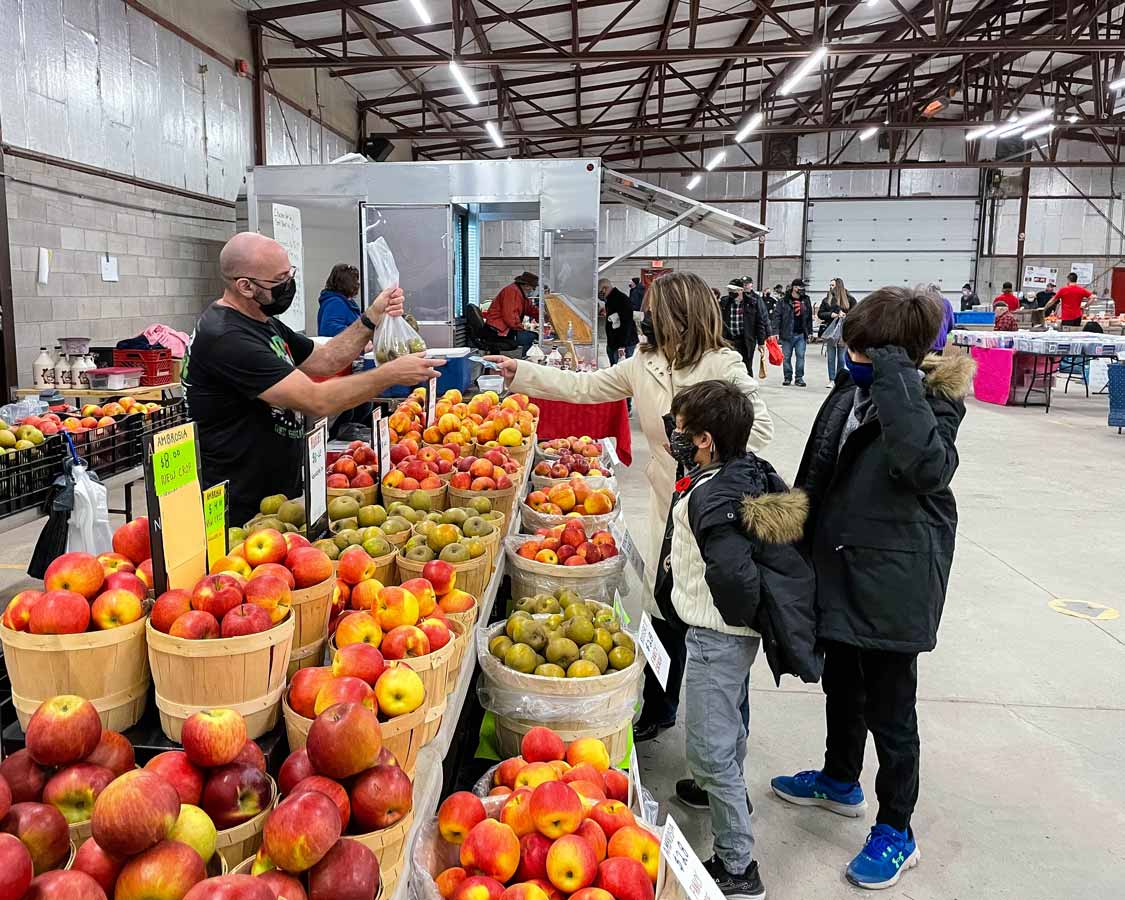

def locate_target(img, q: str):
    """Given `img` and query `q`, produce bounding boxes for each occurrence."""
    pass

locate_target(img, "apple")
[182,709,247,768]
[607,825,660,882]
[436,867,468,900]
[460,818,520,882]
[150,590,192,634]
[570,889,615,900]
[76,731,131,780]
[529,781,584,839]
[381,625,430,660]
[102,570,147,600]
[90,589,144,630]
[0,802,70,874]
[28,590,90,635]
[191,574,244,621]
[493,756,526,790]
[437,589,475,616]
[326,474,349,489]
[202,764,272,830]
[290,776,350,831]
[23,870,107,899]
[244,528,288,568]
[0,837,30,898]
[42,764,114,825]
[183,875,274,900]
[169,804,217,865]
[419,617,452,652]
[212,555,253,579]
[25,695,101,768]
[283,533,311,554]
[170,610,220,639]
[349,579,382,613]
[232,741,267,773]
[546,833,598,894]
[521,727,565,764]
[453,876,505,900]
[277,749,314,796]
[566,737,610,773]
[604,769,629,804]
[515,832,553,882]
[286,547,334,589]
[307,837,380,900]
[373,664,425,718]
[0,751,46,803]
[44,552,104,599]
[331,643,385,686]
[513,762,557,791]
[336,547,376,586]
[90,770,179,857]
[112,518,151,566]
[243,575,292,625]
[248,562,295,589]
[263,791,342,873]
[144,751,204,806]
[499,788,535,838]
[314,676,373,717]
[287,668,334,720]
[97,552,135,577]
[589,799,635,838]
[437,792,486,845]
[258,871,308,900]
[400,577,437,617]
[333,611,383,649]
[114,840,206,900]
[221,603,272,638]
[1,589,42,631]
[349,763,412,832]
[71,837,123,895]
[305,702,382,780]
[136,560,153,588]
[374,586,419,631]
[500,884,550,900]
[595,857,655,900]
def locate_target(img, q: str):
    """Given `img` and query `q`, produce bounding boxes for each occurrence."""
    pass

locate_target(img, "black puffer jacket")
[795,347,974,653]
[771,292,814,340]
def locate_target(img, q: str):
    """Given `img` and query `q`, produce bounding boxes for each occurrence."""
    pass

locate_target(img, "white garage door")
[804,198,979,297]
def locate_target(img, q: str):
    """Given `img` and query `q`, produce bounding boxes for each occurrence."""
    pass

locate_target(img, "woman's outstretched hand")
[482,355,519,387]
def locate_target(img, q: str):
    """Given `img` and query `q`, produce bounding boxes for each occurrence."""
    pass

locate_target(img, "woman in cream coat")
[487,271,773,739]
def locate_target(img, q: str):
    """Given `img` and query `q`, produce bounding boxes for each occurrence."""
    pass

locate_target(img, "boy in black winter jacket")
[771,286,974,891]
[653,380,819,900]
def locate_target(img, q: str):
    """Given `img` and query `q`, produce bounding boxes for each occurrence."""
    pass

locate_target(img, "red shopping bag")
[766,336,783,366]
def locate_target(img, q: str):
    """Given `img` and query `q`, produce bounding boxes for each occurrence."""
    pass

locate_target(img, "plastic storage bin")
[87,367,144,390]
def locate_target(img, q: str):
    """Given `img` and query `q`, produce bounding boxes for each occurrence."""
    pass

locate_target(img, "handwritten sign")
[426,377,438,426]
[661,815,725,900]
[151,426,197,497]
[638,613,671,690]
[203,482,227,566]
[271,204,306,333]
[378,417,392,480]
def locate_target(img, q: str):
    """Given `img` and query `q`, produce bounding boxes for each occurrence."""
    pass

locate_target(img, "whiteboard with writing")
[271,203,306,333]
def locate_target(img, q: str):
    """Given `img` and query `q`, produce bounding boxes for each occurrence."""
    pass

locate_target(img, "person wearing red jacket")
[484,271,540,351]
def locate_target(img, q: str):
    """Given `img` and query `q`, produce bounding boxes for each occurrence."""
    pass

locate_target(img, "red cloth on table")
[529,398,633,466]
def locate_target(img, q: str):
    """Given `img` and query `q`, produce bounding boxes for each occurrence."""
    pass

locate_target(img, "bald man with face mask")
[184,232,443,523]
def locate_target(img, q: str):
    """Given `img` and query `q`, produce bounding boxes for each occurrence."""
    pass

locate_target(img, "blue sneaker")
[770,769,867,817]
[845,824,920,889]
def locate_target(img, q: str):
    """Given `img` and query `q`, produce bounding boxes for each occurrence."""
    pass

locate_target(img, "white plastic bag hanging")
[366,236,400,292]
[366,236,428,362]
[67,463,113,555]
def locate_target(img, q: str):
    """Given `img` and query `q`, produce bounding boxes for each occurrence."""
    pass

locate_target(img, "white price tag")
[306,421,328,525]
[619,530,645,579]
[661,815,726,900]
[605,438,621,467]
[426,377,438,425]
[638,613,670,690]
[378,417,392,479]
[371,407,383,479]
[628,745,650,823]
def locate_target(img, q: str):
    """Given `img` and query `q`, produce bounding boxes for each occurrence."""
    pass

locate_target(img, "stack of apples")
[421,388,480,452]
[537,436,603,459]
[382,447,449,492]
[526,480,617,519]
[156,531,333,640]
[2,522,153,635]
[516,523,619,568]
[327,440,379,490]
[474,400,538,451]
[532,451,612,481]
[386,390,428,445]
[432,728,657,900]
[449,448,520,493]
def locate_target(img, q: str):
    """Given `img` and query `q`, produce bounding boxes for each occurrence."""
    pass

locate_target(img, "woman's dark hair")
[325,263,360,297]
[842,286,944,366]
[670,379,755,462]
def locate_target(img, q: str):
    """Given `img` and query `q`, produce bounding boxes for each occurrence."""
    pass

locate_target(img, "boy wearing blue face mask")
[771,286,974,891]
[652,380,819,900]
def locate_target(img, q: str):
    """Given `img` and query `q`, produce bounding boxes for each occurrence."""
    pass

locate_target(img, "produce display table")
[14,382,181,402]
[529,397,633,465]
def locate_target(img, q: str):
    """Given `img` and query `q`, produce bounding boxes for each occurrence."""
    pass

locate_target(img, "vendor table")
[13,382,181,402]
[529,397,632,465]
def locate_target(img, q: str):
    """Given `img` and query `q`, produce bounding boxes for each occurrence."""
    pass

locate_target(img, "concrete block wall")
[975,255,1120,298]
[5,154,234,385]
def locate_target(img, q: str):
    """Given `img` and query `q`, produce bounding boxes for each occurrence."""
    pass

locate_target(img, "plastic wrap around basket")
[381,482,448,511]
[475,616,642,729]
[517,499,622,534]
[529,473,617,492]
[503,535,627,604]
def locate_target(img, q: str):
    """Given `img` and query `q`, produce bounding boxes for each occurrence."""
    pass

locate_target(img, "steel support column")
[0,117,19,400]
[251,25,267,166]
[1015,166,1031,288]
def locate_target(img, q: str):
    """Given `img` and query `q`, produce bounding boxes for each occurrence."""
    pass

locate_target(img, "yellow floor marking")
[1048,598,1120,621]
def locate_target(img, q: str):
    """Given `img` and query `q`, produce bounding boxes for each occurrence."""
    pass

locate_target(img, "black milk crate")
[71,417,141,479]
[0,436,65,518]
[139,397,187,437]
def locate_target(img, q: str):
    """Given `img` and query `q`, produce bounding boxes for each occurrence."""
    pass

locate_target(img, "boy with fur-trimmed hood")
[772,286,975,891]
[653,379,820,900]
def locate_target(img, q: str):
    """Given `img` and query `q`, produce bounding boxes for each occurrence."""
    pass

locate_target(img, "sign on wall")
[1070,262,1094,285]
[1022,265,1058,292]
[271,203,306,333]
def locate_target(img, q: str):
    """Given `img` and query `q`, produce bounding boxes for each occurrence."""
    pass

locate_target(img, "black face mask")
[639,312,656,345]
[255,277,297,317]
[669,430,699,468]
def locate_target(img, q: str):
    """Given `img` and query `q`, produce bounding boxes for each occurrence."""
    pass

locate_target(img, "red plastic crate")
[112,348,174,386]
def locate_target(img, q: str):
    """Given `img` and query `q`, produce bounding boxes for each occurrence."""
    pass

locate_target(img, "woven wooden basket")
[472,439,531,467]
[286,574,334,679]
[396,549,489,598]
[380,482,448,512]
[446,482,518,529]
[215,776,277,869]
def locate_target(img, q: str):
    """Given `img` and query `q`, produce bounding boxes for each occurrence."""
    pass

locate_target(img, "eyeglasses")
[235,267,298,287]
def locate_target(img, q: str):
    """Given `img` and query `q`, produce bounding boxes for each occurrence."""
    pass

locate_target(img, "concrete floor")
[616,361,1125,900]
[0,359,1122,897]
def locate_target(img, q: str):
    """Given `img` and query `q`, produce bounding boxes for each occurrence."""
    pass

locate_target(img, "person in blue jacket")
[317,263,363,336]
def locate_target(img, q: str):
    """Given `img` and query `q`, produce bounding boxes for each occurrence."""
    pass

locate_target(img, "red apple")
[277,749,314,797]
[263,791,342,873]
[0,776,9,822]
[221,603,272,638]
[112,518,151,566]
[460,819,520,882]
[516,832,553,882]
[419,617,452,651]
[1,589,42,632]
[308,838,380,900]
[102,571,147,601]
[521,726,565,764]
[290,776,350,831]
[244,529,289,568]
[248,562,296,589]
[183,875,274,900]
[201,764,272,830]
[182,708,248,768]
[23,870,107,899]
[28,590,90,635]
[169,610,220,639]
[437,792,486,845]
[0,802,70,874]
[305,702,382,781]
[422,560,456,595]
[603,769,629,804]
[90,588,144,630]
[286,547,334,589]
[232,741,267,772]
[380,624,429,660]
[331,643,385,686]
[83,731,134,778]
[453,876,505,900]
[595,858,654,900]
[136,560,153,588]
[42,764,115,825]
[43,552,104,600]
[150,590,192,634]
[349,763,413,832]
[258,871,308,900]
[0,751,46,803]
[26,694,102,767]
[190,574,244,621]
[144,752,204,806]
[90,770,179,856]
[114,839,205,900]
[0,831,34,898]
[314,676,372,717]
[71,837,123,896]
[96,552,134,577]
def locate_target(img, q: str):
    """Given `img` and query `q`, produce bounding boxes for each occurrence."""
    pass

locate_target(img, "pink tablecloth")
[970,347,1016,405]
[529,398,633,466]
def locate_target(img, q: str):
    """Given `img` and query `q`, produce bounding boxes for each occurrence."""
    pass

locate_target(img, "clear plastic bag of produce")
[503,534,627,604]
[373,314,427,363]
[366,235,400,292]
[518,501,622,535]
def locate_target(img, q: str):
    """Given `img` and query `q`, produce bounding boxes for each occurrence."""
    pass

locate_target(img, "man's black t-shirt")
[183,304,315,525]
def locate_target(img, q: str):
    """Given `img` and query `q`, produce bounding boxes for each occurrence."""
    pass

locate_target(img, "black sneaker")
[782,379,792,386]
[795,379,807,387]
[634,719,675,743]
[703,855,766,900]
[675,780,754,815]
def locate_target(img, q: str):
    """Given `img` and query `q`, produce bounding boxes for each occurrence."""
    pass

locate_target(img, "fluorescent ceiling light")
[484,121,504,149]
[686,174,702,190]
[449,62,478,105]
[866,0,880,5]
[1110,76,1125,90]
[858,126,879,141]
[1023,123,1055,140]
[735,112,763,143]
[779,46,827,96]
[986,107,1052,139]
[1066,115,1079,123]
[965,124,995,141]
[408,0,432,24]
[704,151,727,171]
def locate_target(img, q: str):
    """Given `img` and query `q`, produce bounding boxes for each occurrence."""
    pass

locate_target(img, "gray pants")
[684,626,760,872]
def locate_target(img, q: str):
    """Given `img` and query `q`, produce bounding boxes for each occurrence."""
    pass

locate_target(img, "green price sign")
[152,426,198,497]
[204,484,226,534]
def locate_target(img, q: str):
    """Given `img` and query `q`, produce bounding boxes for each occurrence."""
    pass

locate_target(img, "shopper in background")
[484,271,540,351]
[772,286,972,891]
[1034,281,1056,309]
[959,283,979,311]
[484,272,774,742]
[993,282,1021,310]
[994,301,1019,331]
[316,263,363,337]
[1043,272,1093,325]
[929,284,956,354]
[598,277,639,364]
[720,276,769,376]
[654,380,816,900]
[818,278,854,385]
[629,276,646,312]
[772,279,814,386]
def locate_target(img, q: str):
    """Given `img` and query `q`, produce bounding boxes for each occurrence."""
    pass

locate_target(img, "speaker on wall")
[764,134,798,168]
[362,136,394,161]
